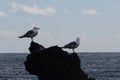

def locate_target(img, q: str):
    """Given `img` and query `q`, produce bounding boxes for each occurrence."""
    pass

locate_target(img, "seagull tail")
[18,36,24,38]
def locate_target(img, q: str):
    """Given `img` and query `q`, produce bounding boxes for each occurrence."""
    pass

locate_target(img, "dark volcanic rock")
[29,41,45,53]
[24,41,95,80]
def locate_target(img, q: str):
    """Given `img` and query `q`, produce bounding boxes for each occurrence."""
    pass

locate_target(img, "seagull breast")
[30,29,38,37]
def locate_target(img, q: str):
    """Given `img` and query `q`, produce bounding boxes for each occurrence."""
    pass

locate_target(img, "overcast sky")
[0,0,120,53]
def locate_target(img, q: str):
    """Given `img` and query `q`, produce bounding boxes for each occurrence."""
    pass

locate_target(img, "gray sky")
[0,0,120,53]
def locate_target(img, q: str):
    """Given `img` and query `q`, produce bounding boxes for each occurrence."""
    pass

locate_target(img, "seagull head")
[76,37,80,43]
[33,27,40,30]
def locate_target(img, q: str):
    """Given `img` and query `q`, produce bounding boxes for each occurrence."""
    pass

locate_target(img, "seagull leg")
[31,38,33,41]
[72,49,74,53]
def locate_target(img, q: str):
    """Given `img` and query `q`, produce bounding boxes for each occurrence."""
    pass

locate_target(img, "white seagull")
[63,37,80,53]
[18,27,40,41]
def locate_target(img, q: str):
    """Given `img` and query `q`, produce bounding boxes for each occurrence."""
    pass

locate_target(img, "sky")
[0,0,120,53]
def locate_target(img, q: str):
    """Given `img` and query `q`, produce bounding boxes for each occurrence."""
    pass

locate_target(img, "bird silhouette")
[18,27,40,41]
[63,37,80,53]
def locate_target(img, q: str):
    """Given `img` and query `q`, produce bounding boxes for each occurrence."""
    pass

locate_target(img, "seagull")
[63,37,80,53]
[18,27,40,41]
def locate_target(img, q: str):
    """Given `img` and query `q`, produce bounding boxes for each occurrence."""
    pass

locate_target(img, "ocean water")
[0,53,120,80]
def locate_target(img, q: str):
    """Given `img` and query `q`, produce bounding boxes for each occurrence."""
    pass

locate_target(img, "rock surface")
[24,41,95,80]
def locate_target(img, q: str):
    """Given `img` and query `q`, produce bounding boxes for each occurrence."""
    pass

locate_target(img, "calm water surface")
[0,53,120,80]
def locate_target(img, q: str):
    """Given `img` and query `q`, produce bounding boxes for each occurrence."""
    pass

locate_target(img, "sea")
[0,53,120,80]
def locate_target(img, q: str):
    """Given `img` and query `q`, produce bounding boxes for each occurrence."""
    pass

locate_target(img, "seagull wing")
[22,30,34,37]
[64,41,77,48]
